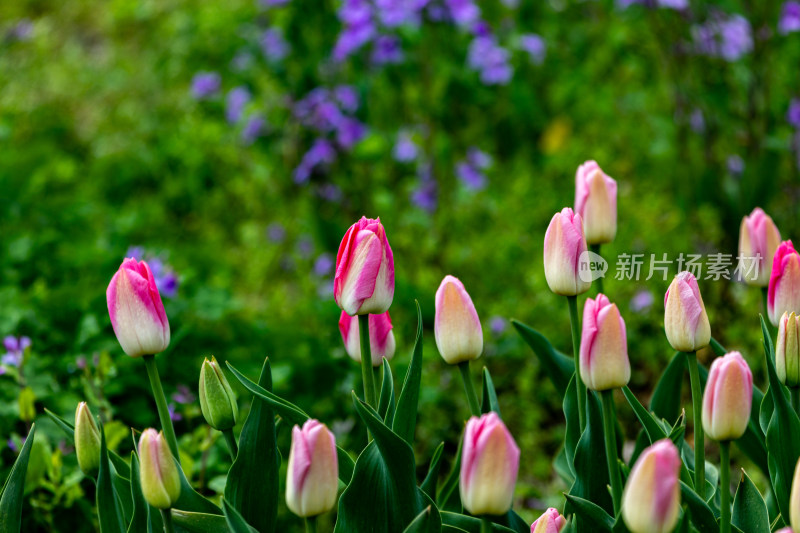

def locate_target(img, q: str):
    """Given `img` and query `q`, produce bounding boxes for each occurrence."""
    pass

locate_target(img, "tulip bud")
[738,207,781,287]
[622,439,681,533]
[769,241,800,326]
[580,294,630,391]
[778,312,800,388]
[790,456,800,531]
[574,160,617,245]
[334,217,395,316]
[434,275,483,365]
[106,258,170,357]
[530,507,567,533]
[663,271,711,352]
[774,528,792,533]
[460,412,520,516]
[544,208,591,296]
[338,311,396,366]
[74,402,101,476]
[199,356,238,431]
[286,419,339,518]
[702,351,753,441]
[138,429,181,509]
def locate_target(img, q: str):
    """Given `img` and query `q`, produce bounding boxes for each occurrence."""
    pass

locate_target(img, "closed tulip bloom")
[702,352,753,441]
[106,258,170,357]
[790,456,800,530]
[434,275,483,365]
[580,294,630,390]
[138,429,181,509]
[286,420,339,518]
[738,208,781,287]
[574,160,617,245]
[199,356,238,431]
[769,241,800,326]
[622,439,681,533]
[778,312,800,387]
[460,412,520,516]
[334,217,395,316]
[530,507,567,533]
[543,207,591,296]
[664,271,711,352]
[338,311,396,366]
[74,402,101,476]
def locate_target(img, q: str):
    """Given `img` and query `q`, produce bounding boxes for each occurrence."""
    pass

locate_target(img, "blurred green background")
[2,0,800,529]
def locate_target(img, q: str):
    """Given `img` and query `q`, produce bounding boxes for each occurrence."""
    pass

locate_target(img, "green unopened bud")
[74,402,101,476]
[138,428,181,509]
[199,356,238,431]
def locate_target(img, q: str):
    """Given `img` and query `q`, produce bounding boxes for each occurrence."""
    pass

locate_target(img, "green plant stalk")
[590,244,604,295]
[686,351,705,494]
[143,355,181,463]
[719,441,731,533]
[160,509,175,533]
[358,314,377,408]
[458,361,481,417]
[567,296,586,431]
[792,388,800,417]
[305,516,317,533]
[480,516,492,533]
[762,287,774,337]
[222,429,238,461]
[601,390,623,515]
[373,366,383,396]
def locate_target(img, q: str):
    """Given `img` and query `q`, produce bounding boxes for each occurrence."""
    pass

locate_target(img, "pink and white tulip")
[338,311,396,366]
[790,456,800,530]
[286,419,339,518]
[574,160,617,245]
[702,351,753,441]
[769,241,800,326]
[778,311,800,387]
[106,258,170,357]
[580,294,630,391]
[738,207,781,287]
[435,275,483,365]
[622,439,681,533]
[530,507,566,533]
[543,207,591,296]
[460,412,520,516]
[334,217,395,316]
[664,271,711,352]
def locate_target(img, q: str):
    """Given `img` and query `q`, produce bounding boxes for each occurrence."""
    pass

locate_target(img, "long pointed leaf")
[480,367,500,416]
[378,357,396,425]
[732,469,770,533]
[393,300,424,445]
[0,424,35,532]
[420,442,445,500]
[127,452,151,533]
[222,499,258,533]
[511,320,573,397]
[97,419,126,533]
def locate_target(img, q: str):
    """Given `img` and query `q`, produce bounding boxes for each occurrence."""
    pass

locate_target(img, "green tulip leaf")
[378,357,396,425]
[402,505,442,533]
[732,469,770,533]
[563,376,579,477]
[127,451,154,533]
[481,367,500,416]
[650,351,686,422]
[420,442,445,500]
[224,358,280,533]
[222,498,258,533]
[710,337,727,357]
[171,510,253,533]
[393,300,424,445]
[440,512,516,532]
[97,419,126,533]
[567,390,613,518]
[0,424,35,532]
[511,319,574,397]
[564,494,614,532]
[437,436,463,512]
[680,481,719,533]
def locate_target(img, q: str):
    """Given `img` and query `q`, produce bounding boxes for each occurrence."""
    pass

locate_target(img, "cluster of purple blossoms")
[169,385,196,422]
[261,28,290,62]
[692,13,753,61]
[630,289,655,313]
[518,34,546,65]
[126,247,179,298]
[617,0,688,9]
[2,336,30,372]
[726,154,745,176]
[779,1,800,34]
[411,162,438,212]
[465,19,513,85]
[455,147,492,190]
[7,19,33,42]
[226,87,251,124]
[190,72,221,99]
[788,99,800,129]
[393,131,419,163]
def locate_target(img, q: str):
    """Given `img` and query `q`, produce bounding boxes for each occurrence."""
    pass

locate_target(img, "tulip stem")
[792,388,800,417]
[567,296,586,431]
[600,390,623,516]
[304,516,317,533]
[719,441,731,533]
[480,516,492,533]
[358,314,377,409]
[686,351,705,495]
[590,244,604,295]
[143,355,181,464]
[222,429,238,461]
[458,361,481,417]
[160,509,175,533]
[761,287,773,336]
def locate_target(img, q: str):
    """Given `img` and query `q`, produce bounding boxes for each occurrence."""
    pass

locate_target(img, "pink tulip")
[738,207,781,287]
[543,207,591,296]
[106,258,170,357]
[138,428,181,509]
[702,351,753,441]
[338,311,396,366]
[334,217,395,316]
[769,241,800,326]
[622,439,681,533]
[777,311,800,387]
[460,412,520,516]
[286,419,339,518]
[530,508,566,533]
[580,294,630,390]
[434,275,483,365]
[790,455,800,530]
[663,271,711,352]
[574,160,617,245]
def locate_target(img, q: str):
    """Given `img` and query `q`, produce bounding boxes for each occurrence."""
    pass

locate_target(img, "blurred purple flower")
[334,85,360,113]
[411,173,438,212]
[339,0,373,24]
[788,99,800,128]
[336,117,367,149]
[427,4,449,20]
[693,14,752,61]
[727,154,745,176]
[394,131,419,162]
[468,35,513,85]
[690,108,706,133]
[147,257,179,298]
[779,1,800,34]
[456,162,487,190]
[126,246,145,260]
[76,355,87,370]
[630,289,654,313]
[519,34,546,65]
[191,72,221,99]
[168,403,182,422]
[318,183,343,202]
[375,0,427,27]
[231,51,255,72]
[334,0,375,61]
[372,35,404,64]
[267,223,286,243]
[2,336,30,367]
[446,0,481,27]
[8,19,33,42]
[172,385,196,405]
[294,139,337,184]
[314,254,335,276]
[261,28,290,62]
[242,115,267,145]
[467,147,492,170]
[471,20,491,37]
[297,236,314,258]
[658,0,688,8]
[226,87,251,124]
[295,89,344,131]
[7,439,18,453]
[490,316,507,336]
[261,0,291,6]
[501,0,519,7]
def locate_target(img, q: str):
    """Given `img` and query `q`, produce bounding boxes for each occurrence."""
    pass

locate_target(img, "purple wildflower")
[334,85,360,113]
[8,19,33,42]
[2,336,30,367]
[467,35,513,85]
[519,34,546,65]
[788,99,800,128]
[727,154,745,176]
[658,0,688,8]
[693,13,753,61]
[168,403,182,422]
[779,1,800,34]
[313,254,335,276]
[231,51,255,72]
[267,223,287,243]
[242,115,267,145]
[294,139,337,184]
[191,72,221,99]
[297,236,314,258]
[690,108,706,133]
[334,0,376,61]
[317,184,343,202]
[456,161,487,190]
[7,439,18,453]
[226,87,251,124]
[393,131,419,162]
[375,0,427,27]
[172,385,196,405]
[126,246,145,260]
[630,290,654,313]
[336,117,367,149]
[260,28,290,62]
[467,147,492,170]
[490,316,507,336]
[410,178,438,212]
[446,0,481,28]
[147,257,179,298]
[260,0,291,6]
[372,35,404,65]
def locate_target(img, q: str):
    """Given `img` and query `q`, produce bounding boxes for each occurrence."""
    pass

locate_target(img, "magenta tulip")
[738,207,781,287]
[334,217,395,316]
[434,275,483,365]
[622,439,681,533]
[106,258,170,357]
[530,507,566,533]
[580,294,630,390]
[338,311,396,366]
[664,271,711,352]
[574,160,617,245]
[286,419,339,518]
[543,207,591,296]
[769,241,800,326]
[702,351,753,441]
